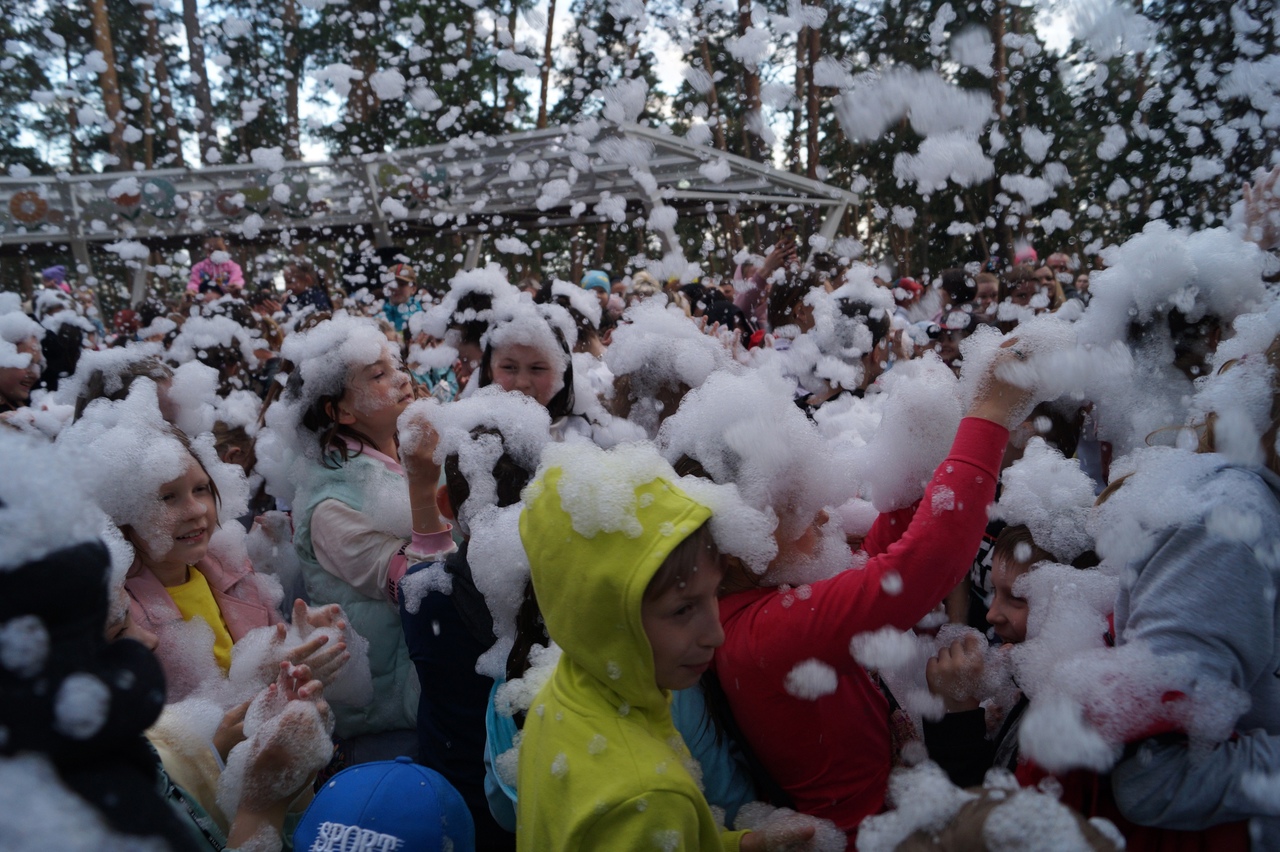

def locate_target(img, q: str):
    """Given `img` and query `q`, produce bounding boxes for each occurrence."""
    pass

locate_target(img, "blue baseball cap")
[580,269,610,291]
[293,757,475,852]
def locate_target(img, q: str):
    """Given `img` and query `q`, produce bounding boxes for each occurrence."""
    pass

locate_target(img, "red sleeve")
[730,417,1007,671]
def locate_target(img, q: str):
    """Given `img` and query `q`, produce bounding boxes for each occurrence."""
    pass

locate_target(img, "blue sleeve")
[672,685,757,824]
[483,679,519,833]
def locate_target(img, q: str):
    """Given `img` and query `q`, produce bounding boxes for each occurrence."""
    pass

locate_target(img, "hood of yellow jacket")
[519,467,712,711]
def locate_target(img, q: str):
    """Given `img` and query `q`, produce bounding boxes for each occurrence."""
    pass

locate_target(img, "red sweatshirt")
[713,417,1007,846]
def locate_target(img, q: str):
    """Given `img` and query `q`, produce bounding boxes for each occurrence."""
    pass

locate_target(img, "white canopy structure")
[0,121,857,278]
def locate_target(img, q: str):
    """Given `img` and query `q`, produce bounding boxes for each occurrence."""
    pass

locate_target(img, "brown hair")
[73,356,174,422]
[298,380,383,469]
[992,523,1099,571]
[212,420,256,474]
[443,426,535,536]
[644,521,718,602]
[767,270,816,330]
[991,524,1054,570]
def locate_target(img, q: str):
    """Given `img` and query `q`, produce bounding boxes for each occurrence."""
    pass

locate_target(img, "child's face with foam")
[492,343,558,407]
[986,555,1029,644]
[340,347,413,435]
[0,337,42,407]
[132,455,218,575]
[642,548,725,692]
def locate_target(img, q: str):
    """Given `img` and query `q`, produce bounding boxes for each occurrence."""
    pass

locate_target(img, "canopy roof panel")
[0,121,856,253]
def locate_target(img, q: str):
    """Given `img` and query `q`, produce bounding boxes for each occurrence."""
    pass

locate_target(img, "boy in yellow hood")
[516,445,823,851]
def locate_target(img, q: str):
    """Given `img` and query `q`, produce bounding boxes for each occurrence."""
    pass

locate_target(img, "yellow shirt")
[166,567,235,673]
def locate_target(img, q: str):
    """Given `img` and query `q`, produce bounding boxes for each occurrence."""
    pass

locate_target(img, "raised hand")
[966,337,1037,429]
[1243,165,1280,251]
[926,633,987,713]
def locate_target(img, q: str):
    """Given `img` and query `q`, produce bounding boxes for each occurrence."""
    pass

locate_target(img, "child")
[188,235,245,299]
[0,300,45,416]
[399,398,546,851]
[476,302,581,438]
[923,524,1058,787]
[669,340,1037,842]
[281,314,453,757]
[121,426,285,681]
[515,446,825,851]
[65,395,348,702]
[293,757,475,852]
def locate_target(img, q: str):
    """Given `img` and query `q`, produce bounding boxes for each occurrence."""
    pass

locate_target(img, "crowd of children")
[1,168,1279,852]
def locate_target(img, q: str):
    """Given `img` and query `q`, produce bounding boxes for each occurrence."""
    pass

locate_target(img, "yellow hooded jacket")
[516,468,747,852]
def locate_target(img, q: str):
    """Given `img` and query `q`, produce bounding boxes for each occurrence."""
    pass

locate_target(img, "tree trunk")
[790,26,805,172]
[537,0,556,128]
[182,0,216,164]
[88,0,131,169]
[65,44,81,173]
[697,35,727,152]
[691,10,742,249]
[139,0,185,167]
[989,0,1012,263]
[593,222,609,265]
[570,229,583,283]
[283,0,301,156]
[141,78,155,169]
[503,0,520,121]
[991,0,1007,123]
[346,0,380,129]
[737,0,764,161]
[804,20,821,181]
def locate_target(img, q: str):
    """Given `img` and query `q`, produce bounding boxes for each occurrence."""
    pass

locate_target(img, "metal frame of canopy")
[0,121,856,291]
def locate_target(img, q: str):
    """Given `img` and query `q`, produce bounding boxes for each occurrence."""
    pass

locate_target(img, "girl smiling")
[279,314,452,758]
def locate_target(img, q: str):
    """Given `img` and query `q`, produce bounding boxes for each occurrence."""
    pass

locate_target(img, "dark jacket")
[400,543,515,851]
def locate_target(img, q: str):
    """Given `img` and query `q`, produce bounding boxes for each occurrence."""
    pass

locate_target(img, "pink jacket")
[187,258,245,293]
[125,552,281,644]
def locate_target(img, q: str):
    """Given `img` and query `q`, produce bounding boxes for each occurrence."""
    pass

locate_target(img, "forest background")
[0,0,1276,305]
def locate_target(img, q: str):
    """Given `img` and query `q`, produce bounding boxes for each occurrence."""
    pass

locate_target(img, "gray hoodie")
[1110,462,1280,846]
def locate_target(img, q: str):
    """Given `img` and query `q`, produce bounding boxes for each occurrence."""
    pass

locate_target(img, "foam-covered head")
[273,313,402,458]
[990,438,1097,562]
[0,432,113,574]
[400,387,551,532]
[0,294,46,371]
[1078,222,1270,349]
[519,444,712,709]
[1189,301,1280,470]
[58,380,248,566]
[414,263,523,341]
[658,368,854,555]
[605,299,739,436]
[57,344,168,414]
[166,314,262,373]
[479,301,573,414]
[551,279,602,329]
